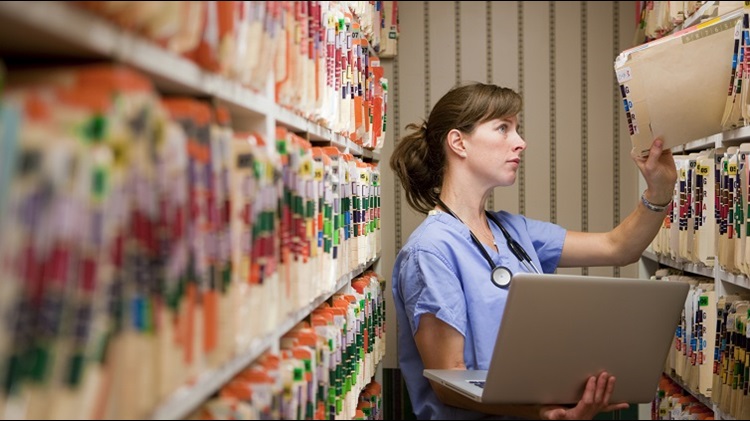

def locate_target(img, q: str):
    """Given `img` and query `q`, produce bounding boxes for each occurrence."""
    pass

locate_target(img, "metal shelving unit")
[151,255,382,420]
[641,250,715,279]
[663,371,714,413]
[663,369,736,420]
[641,118,750,421]
[0,0,380,161]
[0,1,385,419]
[670,126,750,155]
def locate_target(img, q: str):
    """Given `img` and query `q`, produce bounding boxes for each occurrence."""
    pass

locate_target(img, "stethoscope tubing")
[435,198,541,288]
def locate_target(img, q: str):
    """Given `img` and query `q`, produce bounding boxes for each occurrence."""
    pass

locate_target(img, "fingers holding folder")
[631,138,678,204]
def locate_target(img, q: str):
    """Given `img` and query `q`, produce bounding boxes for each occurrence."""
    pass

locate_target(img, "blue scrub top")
[392,210,567,420]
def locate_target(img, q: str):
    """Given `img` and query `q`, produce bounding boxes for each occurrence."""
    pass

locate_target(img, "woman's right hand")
[538,372,630,420]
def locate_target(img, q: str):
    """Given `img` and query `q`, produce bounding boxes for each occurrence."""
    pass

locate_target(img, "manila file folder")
[614,11,742,156]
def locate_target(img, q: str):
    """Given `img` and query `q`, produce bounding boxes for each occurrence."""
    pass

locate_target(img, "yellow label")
[300,161,312,177]
[698,165,709,176]
[729,164,738,175]
[691,16,740,40]
[314,168,324,182]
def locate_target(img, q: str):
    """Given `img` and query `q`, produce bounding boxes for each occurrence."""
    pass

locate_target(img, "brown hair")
[389,82,522,214]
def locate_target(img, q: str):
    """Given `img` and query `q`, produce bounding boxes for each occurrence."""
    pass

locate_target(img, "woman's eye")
[498,125,507,134]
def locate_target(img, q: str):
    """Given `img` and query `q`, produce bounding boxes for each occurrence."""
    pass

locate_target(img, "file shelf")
[663,371,715,415]
[0,1,272,116]
[0,0,378,159]
[0,1,390,420]
[640,116,750,421]
[662,370,738,420]
[715,269,750,291]
[668,126,750,154]
[151,255,382,421]
[640,253,750,290]
[640,250,715,279]
[643,252,750,421]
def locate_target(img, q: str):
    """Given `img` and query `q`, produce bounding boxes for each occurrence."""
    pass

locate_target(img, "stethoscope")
[435,198,542,289]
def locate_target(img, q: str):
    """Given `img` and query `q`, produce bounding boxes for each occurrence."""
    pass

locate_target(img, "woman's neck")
[438,188,497,250]
[438,187,489,227]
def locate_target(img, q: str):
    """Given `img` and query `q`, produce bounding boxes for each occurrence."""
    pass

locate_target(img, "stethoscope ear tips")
[491,266,512,289]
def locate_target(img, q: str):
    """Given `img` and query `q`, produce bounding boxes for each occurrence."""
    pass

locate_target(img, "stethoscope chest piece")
[491,266,512,289]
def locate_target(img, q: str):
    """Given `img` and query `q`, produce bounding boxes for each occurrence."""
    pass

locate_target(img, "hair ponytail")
[390,121,442,214]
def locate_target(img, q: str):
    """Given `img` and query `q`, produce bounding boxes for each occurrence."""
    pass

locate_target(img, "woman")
[390,82,676,420]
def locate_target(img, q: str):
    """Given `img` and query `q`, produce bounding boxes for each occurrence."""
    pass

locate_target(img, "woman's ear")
[446,129,467,158]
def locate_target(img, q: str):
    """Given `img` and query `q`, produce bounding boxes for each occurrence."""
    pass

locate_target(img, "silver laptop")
[423,272,689,405]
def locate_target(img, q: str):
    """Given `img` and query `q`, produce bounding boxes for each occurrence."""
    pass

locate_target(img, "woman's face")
[463,115,526,187]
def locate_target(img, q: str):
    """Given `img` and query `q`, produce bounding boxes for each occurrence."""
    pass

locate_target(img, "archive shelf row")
[641,250,715,279]
[641,251,750,290]
[662,370,735,420]
[641,2,750,414]
[663,370,714,414]
[639,116,750,421]
[668,125,750,155]
[151,255,382,420]
[0,0,380,160]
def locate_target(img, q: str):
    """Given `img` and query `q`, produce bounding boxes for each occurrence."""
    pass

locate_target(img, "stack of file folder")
[615,8,744,156]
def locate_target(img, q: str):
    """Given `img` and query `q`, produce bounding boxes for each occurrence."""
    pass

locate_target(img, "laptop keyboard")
[468,380,486,388]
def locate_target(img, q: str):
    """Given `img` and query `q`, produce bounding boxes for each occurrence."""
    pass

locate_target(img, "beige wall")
[381,1,639,368]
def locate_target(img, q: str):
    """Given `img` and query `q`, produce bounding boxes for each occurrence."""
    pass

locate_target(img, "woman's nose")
[515,136,527,151]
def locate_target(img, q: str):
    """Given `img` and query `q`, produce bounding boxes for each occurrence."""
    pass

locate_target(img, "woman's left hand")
[538,372,630,420]
[631,137,677,205]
